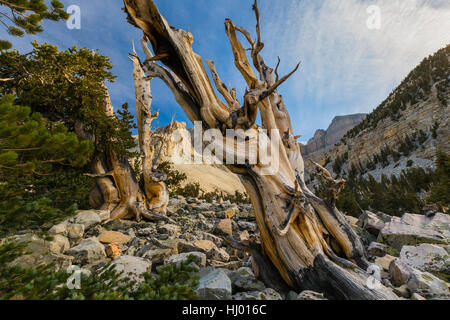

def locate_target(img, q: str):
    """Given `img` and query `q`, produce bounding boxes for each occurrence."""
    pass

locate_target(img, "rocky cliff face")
[133,122,246,195]
[305,44,450,183]
[301,113,367,156]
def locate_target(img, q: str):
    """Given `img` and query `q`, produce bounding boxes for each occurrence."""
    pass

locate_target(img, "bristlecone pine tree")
[86,48,170,222]
[122,0,398,299]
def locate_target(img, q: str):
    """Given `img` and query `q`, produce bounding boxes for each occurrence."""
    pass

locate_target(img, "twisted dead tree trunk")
[123,0,397,300]
[86,50,169,222]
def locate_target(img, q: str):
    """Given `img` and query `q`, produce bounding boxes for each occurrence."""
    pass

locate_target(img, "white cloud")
[258,0,450,138]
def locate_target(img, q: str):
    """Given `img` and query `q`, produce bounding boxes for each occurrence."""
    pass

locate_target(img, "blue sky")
[1,0,449,142]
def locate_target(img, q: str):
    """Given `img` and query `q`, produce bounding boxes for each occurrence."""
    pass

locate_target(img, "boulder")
[97,210,111,222]
[411,293,427,300]
[239,230,250,241]
[407,268,449,299]
[98,231,131,244]
[164,252,207,267]
[229,267,265,292]
[399,244,449,274]
[215,219,233,236]
[345,215,359,226]
[142,248,175,265]
[206,247,230,262]
[48,235,70,254]
[157,224,181,236]
[367,242,388,257]
[237,221,257,232]
[71,210,102,229]
[112,255,152,282]
[393,285,411,299]
[66,237,106,265]
[389,259,412,287]
[181,239,216,253]
[196,231,224,247]
[357,211,385,236]
[296,290,327,300]
[375,254,396,271]
[195,268,232,300]
[66,224,85,241]
[232,288,282,301]
[105,243,122,259]
[378,213,450,250]
[9,234,73,271]
[49,223,68,236]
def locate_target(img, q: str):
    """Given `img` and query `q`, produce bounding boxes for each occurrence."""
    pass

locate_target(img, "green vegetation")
[428,151,450,209]
[0,95,94,236]
[174,182,250,204]
[315,151,449,217]
[0,240,199,300]
[0,43,138,237]
[0,0,69,50]
[0,42,136,158]
[159,161,251,203]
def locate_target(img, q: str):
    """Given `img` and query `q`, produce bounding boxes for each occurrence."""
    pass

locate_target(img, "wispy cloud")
[0,0,449,140]
[258,0,450,138]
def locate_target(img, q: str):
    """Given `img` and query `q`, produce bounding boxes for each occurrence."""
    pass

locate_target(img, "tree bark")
[122,0,397,300]
[84,51,169,222]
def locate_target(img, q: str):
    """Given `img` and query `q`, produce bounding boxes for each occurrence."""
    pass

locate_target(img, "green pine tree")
[0,0,69,50]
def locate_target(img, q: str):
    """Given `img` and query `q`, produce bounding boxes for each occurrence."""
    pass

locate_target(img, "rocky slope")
[305,44,450,183]
[4,200,449,300]
[300,113,367,157]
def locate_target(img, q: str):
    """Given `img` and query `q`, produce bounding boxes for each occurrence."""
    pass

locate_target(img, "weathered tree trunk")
[122,0,397,299]
[85,51,169,222]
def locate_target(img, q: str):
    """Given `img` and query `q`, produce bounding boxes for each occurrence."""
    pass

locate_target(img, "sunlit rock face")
[300,113,367,157]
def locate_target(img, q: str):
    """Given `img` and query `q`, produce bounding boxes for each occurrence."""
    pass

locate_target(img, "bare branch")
[274,57,281,82]
[205,59,240,111]
[260,61,301,101]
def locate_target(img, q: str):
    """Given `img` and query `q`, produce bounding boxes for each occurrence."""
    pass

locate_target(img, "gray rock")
[357,211,385,236]
[389,259,412,287]
[393,285,411,299]
[196,231,224,247]
[296,290,327,300]
[97,210,111,222]
[66,237,106,265]
[164,252,207,267]
[206,247,230,262]
[168,196,187,208]
[195,268,232,300]
[378,213,450,250]
[142,248,176,265]
[157,224,181,236]
[66,223,85,240]
[8,234,73,271]
[367,242,388,257]
[71,210,102,229]
[399,244,449,274]
[111,255,152,282]
[233,288,282,300]
[229,267,265,292]
[48,234,70,254]
[237,221,257,232]
[407,268,449,299]
[410,292,427,300]
[49,223,68,236]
